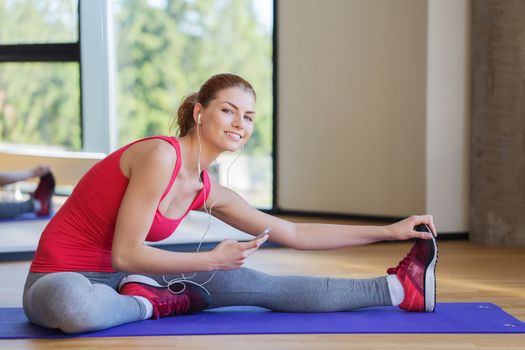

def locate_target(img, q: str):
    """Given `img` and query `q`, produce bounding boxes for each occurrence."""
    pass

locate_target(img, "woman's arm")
[208,180,437,251]
[0,165,50,186]
[111,140,260,275]
[111,141,211,274]
[290,215,436,250]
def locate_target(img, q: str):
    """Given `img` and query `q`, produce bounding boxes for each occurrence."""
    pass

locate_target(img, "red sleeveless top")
[30,136,211,272]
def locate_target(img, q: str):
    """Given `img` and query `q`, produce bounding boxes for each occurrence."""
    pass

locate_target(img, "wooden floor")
[0,239,524,349]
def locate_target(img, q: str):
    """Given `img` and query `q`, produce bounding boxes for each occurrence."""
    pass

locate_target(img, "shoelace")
[155,293,190,316]
[388,244,418,276]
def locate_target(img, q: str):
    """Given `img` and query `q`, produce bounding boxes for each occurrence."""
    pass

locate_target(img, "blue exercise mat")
[0,303,523,338]
[0,212,52,223]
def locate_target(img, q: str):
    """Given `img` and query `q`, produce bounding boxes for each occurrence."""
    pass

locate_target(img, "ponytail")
[172,92,198,137]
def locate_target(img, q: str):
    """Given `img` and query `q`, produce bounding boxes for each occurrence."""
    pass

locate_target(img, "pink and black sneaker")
[387,224,438,312]
[118,275,210,319]
[32,173,55,216]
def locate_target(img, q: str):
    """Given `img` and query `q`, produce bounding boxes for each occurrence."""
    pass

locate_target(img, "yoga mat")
[0,212,52,223]
[0,303,524,339]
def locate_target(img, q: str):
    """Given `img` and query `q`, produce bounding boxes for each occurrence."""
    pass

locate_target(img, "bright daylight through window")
[0,0,274,208]
[0,0,80,150]
[113,0,274,208]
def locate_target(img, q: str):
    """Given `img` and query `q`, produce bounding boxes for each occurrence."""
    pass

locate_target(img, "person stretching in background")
[0,165,55,219]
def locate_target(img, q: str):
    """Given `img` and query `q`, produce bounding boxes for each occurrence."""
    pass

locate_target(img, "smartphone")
[252,227,272,242]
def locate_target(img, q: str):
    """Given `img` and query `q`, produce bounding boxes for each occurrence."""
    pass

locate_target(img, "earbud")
[197,113,202,125]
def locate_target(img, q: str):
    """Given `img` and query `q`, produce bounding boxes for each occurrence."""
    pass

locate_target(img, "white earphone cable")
[162,116,243,295]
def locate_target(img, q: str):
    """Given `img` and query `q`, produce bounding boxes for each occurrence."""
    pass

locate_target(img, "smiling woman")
[22,73,439,335]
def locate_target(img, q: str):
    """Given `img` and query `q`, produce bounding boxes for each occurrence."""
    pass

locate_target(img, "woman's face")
[198,87,256,152]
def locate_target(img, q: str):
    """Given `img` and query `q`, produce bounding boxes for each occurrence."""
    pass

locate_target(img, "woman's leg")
[151,267,392,312]
[0,199,34,219]
[23,272,148,334]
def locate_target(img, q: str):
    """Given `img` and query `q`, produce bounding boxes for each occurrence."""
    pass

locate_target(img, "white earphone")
[197,113,202,125]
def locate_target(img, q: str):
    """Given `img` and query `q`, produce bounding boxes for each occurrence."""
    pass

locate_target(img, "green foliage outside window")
[0,63,81,150]
[0,0,80,150]
[114,0,273,156]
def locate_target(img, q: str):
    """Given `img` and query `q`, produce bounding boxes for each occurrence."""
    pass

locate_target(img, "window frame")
[0,43,79,62]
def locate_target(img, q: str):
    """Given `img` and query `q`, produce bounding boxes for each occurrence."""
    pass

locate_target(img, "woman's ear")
[193,104,203,125]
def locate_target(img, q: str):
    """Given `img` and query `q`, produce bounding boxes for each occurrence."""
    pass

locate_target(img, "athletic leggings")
[23,268,393,334]
[0,199,34,219]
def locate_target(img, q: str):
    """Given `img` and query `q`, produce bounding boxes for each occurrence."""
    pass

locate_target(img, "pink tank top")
[30,136,211,272]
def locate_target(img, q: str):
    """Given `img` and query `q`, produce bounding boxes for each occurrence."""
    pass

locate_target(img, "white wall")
[277,0,470,233]
[278,0,428,217]
[80,0,118,153]
[426,0,470,232]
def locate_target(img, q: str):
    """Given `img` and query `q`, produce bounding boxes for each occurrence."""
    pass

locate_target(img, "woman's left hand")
[386,215,437,241]
[31,165,51,178]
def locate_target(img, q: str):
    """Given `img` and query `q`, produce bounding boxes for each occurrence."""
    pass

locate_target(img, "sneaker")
[387,224,438,312]
[118,275,210,319]
[32,173,55,216]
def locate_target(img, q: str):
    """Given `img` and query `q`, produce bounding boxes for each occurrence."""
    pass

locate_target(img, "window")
[112,0,274,208]
[0,0,81,150]
[0,0,274,208]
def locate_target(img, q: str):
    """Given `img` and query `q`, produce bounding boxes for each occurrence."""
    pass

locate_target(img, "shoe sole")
[118,274,211,296]
[415,224,438,312]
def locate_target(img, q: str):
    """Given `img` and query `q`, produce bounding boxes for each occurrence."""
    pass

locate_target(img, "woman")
[23,73,438,334]
[0,166,54,219]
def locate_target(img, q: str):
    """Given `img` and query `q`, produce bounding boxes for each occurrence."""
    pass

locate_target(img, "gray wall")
[470,0,525,246]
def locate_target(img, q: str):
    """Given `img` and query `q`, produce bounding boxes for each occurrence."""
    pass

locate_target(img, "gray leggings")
[23,268,392,334]
[0,199,34,219]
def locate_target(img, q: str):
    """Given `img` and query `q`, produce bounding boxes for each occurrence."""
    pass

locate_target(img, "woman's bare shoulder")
[121,138,177,177]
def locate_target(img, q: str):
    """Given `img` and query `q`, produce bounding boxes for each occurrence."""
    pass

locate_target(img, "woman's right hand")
[209,237,268,270]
